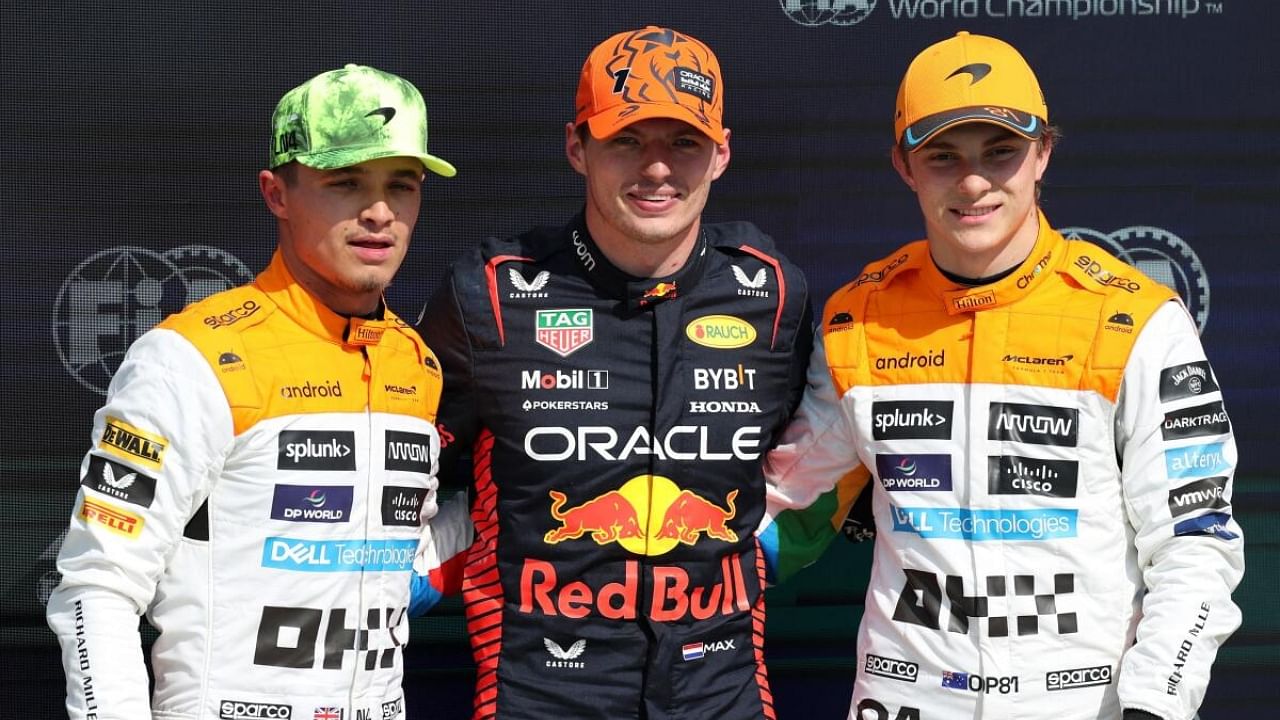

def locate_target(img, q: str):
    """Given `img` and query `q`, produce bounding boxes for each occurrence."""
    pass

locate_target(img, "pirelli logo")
[80,496,143,538]
[100,416,167,471]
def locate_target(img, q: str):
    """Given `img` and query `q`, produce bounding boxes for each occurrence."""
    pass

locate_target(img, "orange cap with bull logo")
[575,25,726,144]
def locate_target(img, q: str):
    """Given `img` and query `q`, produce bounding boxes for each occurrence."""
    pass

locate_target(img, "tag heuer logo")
[535,309,593,357]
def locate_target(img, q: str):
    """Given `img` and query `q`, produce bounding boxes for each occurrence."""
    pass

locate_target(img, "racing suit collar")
[568,213,709,311]
[925,211,1065,315]
[254,249,395,346]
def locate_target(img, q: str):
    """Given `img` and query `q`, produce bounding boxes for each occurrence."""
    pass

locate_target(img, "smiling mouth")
[953,206,997,217]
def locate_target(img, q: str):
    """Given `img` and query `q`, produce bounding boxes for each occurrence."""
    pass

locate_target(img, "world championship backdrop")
[3,1,1276,717]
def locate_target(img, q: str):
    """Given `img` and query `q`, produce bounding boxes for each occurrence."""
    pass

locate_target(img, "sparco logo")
[987,402,1078,446]
[864,653,918,682]
[1159,361,1218,402]
[219,700,291,719]
[521,369,609,390]
[1047,664,1113,691]
[871,400,952,440]
[277,431,356,471]
[385,429,438,475]
[204,299,260,329]
[382,698,403,720]
[874,349,944,371]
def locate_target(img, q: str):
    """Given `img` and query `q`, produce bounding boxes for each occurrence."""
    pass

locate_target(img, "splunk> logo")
[52,245,254,395]
[780,0,876,27]
[1061,226,1210,333]
[543,476,737,556]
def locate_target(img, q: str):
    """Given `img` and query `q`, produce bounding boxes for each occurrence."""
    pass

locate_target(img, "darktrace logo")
[864,654,918,682]
[1168,477,1229,517]
[1162,401,1230,441]
[875,454,952,491]
[946,63,991,84]
[385,429,438,475]
[872,400,953,440]
[83,455,157,508]
[383,485,430,526]
[1159,361,1218,401]
[1047,665,1113,691]
[277,430,356,470]
[987,456,1079,498]
[987,402,1078,446]
[365,106,396,126]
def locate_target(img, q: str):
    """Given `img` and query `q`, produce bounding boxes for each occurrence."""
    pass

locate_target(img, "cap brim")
[903,107,1042,152]
[584,103,726,145]
[297,147,457,177]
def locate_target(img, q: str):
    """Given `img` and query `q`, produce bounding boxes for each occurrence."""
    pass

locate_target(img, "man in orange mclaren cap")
[761,31,1243,720]
[413,26,812,719]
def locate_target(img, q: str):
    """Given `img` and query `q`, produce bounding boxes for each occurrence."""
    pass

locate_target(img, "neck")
[582,208,701,279]
[930,206,1041,279]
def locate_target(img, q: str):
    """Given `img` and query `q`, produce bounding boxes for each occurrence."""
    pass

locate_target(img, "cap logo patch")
[365,107,396,126]
[946,63,992,84]
[675,67,715,103]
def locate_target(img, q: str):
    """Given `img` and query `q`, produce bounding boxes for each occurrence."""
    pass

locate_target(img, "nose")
[956,167,993,199]
[639,145,674,184]
[361,198,396,227]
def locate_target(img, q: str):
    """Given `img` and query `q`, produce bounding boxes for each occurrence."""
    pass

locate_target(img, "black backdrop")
[3,1,1277,717]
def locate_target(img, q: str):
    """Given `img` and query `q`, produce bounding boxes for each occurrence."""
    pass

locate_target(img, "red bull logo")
[518,552,751,622]
[640,282,678,304]
[543,476,739,556]
[544,490,643,544]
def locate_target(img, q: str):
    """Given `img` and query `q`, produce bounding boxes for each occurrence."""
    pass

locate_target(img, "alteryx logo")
[1165,442,1230,479]
[890,505,1077,541]
[261,537,417,572]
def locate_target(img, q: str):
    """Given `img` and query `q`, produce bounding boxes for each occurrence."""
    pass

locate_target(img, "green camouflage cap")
[269,64,456,177]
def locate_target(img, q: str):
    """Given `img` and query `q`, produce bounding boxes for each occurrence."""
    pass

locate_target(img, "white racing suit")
[46,252,443,720]
[762,214,1244,720]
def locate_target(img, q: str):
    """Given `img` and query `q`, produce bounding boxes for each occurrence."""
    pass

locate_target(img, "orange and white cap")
[895,31,1047,151]
[575,26,725,144]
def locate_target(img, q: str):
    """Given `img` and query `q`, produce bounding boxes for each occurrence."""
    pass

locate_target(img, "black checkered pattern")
[893,570,1078,636]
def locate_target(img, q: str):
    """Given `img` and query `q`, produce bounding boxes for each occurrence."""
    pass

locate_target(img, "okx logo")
[544,476,737,557]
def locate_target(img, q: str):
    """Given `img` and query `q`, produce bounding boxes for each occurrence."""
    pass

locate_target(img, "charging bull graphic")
[656,489,738,545]
[544,489,644,544]
[543,477,739,555]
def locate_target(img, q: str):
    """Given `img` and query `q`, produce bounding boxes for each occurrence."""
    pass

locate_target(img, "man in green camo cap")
[47,64,453,720]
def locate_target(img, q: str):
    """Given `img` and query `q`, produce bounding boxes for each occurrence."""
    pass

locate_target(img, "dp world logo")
[52,245,253,394]
[780,0,876,26]
[1061,226,1210,333]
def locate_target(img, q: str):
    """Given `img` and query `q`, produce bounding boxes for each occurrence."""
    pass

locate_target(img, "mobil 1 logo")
[871,400,952,440]
[385,429,437,476]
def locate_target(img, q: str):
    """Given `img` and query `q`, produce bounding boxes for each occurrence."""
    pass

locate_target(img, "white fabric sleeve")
[1115,301,1245,720]
[763,334,863,515]
[46,328,233,720]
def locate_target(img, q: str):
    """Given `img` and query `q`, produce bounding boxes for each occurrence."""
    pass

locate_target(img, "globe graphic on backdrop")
[51,245,253,394]
[779,0,876,26]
